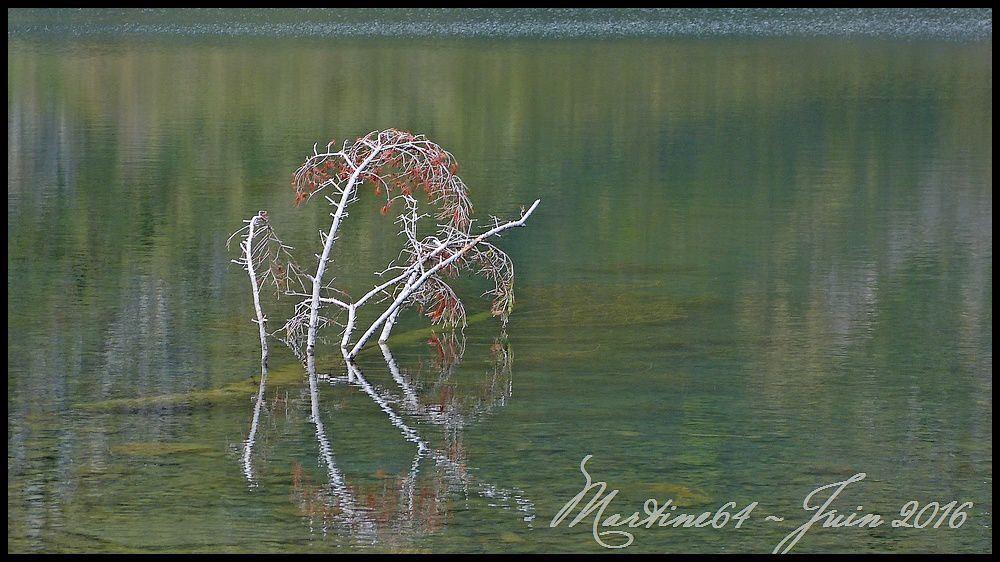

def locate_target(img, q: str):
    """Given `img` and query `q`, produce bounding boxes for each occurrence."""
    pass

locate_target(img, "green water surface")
[7,11,992,553]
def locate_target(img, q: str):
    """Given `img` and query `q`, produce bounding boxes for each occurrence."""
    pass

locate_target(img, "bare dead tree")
[229,128,539,497]
[281,128,539,368]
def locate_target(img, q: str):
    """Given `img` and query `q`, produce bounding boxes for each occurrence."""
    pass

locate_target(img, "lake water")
[7,9,992,553]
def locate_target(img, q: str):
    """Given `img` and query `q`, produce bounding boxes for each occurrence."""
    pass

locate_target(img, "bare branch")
[347,200,540,359]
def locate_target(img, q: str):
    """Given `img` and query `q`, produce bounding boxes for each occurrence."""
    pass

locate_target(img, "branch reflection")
[247,331,532,546]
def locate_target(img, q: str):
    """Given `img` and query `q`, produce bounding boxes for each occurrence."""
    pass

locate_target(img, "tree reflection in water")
[248,331,532,546]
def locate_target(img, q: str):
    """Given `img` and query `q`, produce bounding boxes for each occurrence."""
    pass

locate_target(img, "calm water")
[7,10,992,553]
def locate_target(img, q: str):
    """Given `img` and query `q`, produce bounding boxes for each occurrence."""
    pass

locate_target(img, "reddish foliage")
[292,129,474,231]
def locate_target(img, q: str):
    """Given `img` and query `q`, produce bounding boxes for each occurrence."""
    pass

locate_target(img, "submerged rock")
[643,482,711,507]
[109,442,216,458]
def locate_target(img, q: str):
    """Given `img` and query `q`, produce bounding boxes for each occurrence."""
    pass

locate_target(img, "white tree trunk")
[241,214,269,484]
[305,149,382,374]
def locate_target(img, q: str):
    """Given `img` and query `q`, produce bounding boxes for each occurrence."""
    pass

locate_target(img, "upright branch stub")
[286,128,539,362]
[228,210,309,483]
